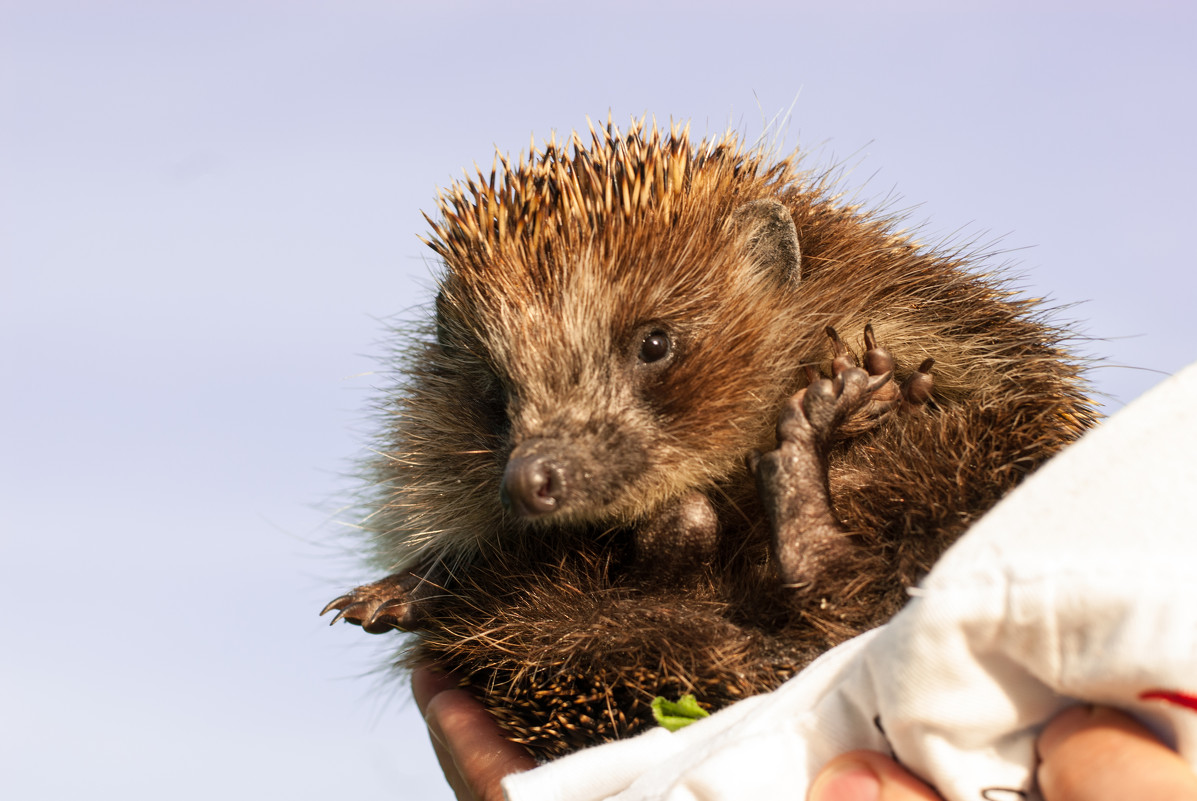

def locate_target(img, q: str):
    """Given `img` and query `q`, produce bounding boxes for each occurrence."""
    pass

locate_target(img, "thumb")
[1037,705,1197,800]
[808,751,942,801]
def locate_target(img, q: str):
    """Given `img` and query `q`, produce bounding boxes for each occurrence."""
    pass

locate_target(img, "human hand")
[807,705,1197,801]
[412,664,537,801]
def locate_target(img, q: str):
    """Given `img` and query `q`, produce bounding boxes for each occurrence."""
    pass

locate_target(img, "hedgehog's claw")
[365,599,413,632]
[861,323,895,377]
[825,325,858,375]
[322,569,440,634]
[865,370,894,395]
[901,358,936,408]
[321,594,378,628]
[321,595,351,618]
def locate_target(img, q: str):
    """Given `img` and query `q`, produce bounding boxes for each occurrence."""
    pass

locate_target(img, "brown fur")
[336,118,1095,759]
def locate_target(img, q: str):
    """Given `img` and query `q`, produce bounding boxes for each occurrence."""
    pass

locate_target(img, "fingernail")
[809,759,881,801]
[424,713,448,750]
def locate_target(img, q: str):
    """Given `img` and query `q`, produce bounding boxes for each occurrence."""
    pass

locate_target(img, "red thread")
[1139,689,1197,712]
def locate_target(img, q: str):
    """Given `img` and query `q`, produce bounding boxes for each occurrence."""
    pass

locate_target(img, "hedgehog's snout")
[501,444,566,518]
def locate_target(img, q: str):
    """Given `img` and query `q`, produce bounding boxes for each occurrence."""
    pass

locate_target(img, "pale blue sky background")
[2,2,1194,799]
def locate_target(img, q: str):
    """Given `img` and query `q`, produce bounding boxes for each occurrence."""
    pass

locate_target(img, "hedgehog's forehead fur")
[425,118,796,285]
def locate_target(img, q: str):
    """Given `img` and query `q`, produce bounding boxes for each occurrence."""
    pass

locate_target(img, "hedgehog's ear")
[729,199,801,287]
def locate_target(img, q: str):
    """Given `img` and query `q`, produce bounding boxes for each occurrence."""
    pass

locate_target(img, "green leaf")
[651,694,710,732]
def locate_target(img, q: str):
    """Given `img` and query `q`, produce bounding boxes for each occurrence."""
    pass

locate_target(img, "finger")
[808,750,942,801]
[1037,705,1197,801]
[414,665,534,800]
[412,666,473,800]
[425,688,537,801]
[412,663,462,713]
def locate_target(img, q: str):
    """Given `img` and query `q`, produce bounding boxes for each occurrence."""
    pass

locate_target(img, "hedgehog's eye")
[638,330,671,363]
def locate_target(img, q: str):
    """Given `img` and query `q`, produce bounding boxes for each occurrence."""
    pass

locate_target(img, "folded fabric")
[504,361,1197,801]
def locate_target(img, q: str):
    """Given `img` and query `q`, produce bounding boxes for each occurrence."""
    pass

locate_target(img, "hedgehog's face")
[495,318,683,524]
[434,199,804,529]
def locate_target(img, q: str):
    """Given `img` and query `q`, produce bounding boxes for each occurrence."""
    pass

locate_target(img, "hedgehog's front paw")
[822,324,933,437]
[633,490,720,580]
[322,569,439,633]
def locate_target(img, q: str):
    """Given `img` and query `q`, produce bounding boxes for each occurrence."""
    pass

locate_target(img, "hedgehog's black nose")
[501,451,565,518]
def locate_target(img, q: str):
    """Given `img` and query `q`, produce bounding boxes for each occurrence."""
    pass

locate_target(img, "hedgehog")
[323,118,1094,760]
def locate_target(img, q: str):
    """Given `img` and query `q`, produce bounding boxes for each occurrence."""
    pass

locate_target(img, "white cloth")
[504,361,1197,801]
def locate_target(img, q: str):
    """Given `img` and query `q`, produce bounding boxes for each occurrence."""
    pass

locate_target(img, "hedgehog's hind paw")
[758,326,935,593]
[322,568,440,633]
[757,358,886,591]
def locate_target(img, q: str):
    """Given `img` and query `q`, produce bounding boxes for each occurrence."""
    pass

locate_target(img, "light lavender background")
[2,2,1193,799]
